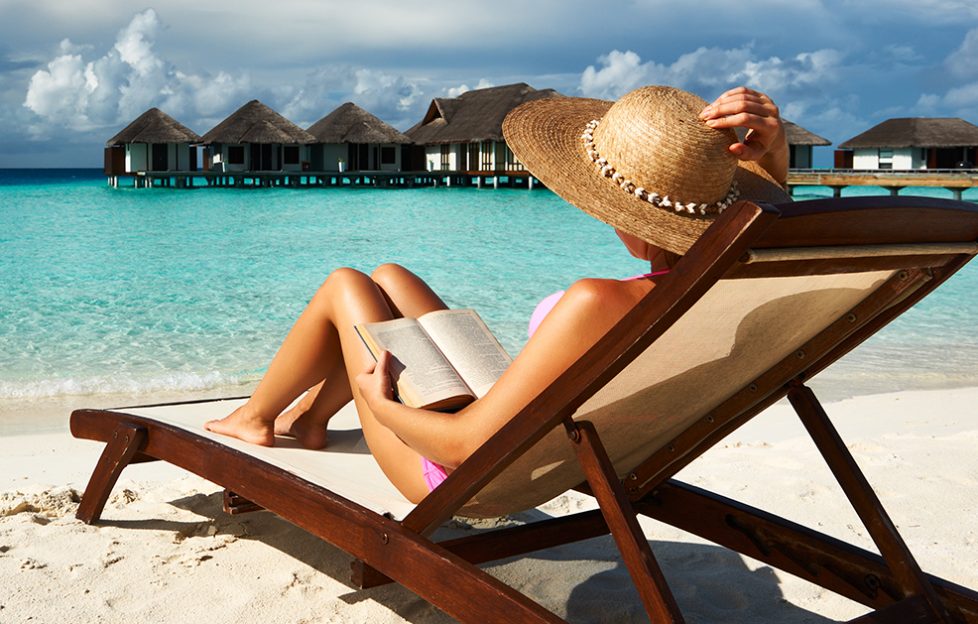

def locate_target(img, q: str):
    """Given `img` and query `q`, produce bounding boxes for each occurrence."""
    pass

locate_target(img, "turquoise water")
[1,169,977,404]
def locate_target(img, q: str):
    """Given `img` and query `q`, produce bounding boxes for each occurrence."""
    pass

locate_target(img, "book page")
[359,317,472,408]
[418,309,512,398]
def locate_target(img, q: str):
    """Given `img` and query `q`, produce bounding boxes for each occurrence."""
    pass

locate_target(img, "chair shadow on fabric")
[468,280,880,518]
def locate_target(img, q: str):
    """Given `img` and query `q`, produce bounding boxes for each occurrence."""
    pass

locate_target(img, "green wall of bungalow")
[309,143,411,172]
[205,143,311,173]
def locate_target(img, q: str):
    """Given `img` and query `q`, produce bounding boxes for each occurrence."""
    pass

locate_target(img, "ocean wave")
[0,370,253,400]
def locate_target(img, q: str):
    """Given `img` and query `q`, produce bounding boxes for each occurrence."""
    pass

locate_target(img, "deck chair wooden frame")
[71,195,978,623]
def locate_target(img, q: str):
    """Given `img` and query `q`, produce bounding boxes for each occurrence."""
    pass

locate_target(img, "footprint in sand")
[20,558,46,570]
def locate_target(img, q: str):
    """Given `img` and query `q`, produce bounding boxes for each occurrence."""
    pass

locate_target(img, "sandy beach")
[1,385,976,623]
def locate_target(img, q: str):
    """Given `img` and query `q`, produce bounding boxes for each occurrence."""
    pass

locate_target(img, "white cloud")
[914,93,942,114]
[856,0,978,23]
[901,29,978,118]
[23,9,250,134]
[941,82,978,112]
[945,28,978,79]
[446,79,494,98]
[278,65,426,130]
[579,47,843,100]
[884,44,922,64]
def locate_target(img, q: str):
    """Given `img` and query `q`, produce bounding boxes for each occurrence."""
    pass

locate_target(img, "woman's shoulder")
[564,276,654,309]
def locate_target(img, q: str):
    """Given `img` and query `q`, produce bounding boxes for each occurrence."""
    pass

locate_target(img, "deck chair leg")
[76,423,147,524]
[787,383,956,623]
[568,419,685,623]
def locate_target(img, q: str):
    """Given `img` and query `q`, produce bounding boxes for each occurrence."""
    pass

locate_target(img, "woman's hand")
[699,86,788,184]
[356,350,395,410]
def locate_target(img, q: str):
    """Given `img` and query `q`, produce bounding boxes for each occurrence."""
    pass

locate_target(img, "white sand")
[1,386,976,623]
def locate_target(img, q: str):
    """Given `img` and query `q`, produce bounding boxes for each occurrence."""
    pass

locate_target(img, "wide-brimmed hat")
[503,86,790,254]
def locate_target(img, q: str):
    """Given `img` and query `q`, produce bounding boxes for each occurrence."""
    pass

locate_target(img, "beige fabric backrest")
[462,270,894,517]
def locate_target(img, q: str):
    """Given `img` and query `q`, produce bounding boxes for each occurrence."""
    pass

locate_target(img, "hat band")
[581,119,739,216]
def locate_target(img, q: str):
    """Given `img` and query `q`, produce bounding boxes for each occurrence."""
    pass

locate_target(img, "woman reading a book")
[206,85,791,503]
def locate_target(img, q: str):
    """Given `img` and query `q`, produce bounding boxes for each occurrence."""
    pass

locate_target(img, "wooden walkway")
[107,170,541,190]
[787,169,978,199]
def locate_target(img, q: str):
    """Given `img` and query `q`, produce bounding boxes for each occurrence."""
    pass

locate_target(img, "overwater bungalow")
[784,120,831,169]
[836,118,978,170]
[200,100,315,173]
[406,83,561,174]
[306,102,413,172]
[104,108,201,180]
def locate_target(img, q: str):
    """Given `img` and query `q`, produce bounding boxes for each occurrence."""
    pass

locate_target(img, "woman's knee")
[370,262,410,287]
[313,267,372,301]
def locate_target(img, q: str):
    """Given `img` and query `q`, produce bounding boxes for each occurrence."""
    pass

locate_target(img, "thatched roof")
[306,102,411,144]
[839,118,978,149]
[407,83,562,144]
[200,100,315,144]
[783,119,830,146]
[106,108,201,146]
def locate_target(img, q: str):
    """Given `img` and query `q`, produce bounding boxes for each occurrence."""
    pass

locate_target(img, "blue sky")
[1,0,977,167]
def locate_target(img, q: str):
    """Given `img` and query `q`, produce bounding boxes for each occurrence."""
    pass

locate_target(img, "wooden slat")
[353,509,610,589]
[741,242,977,263]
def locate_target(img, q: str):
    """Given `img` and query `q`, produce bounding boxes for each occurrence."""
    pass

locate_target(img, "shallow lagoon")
[1,169,976,406]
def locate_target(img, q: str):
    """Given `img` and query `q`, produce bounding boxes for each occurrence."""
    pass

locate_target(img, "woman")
[206,85,791,504]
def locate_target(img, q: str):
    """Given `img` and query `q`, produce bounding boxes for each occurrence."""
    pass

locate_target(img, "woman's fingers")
[700,99,775,121]
[356,350,395,404]
[698,85,784,162]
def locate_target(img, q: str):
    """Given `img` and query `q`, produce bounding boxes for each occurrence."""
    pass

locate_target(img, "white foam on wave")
[0,370,251,400]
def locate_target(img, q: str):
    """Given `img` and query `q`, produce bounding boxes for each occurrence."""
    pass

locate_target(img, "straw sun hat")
[503,86,790,255]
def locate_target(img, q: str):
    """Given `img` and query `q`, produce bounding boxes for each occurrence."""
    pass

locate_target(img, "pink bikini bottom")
[421,456,449,491]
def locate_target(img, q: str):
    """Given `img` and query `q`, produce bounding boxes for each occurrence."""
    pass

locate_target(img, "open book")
[355,309,513,411]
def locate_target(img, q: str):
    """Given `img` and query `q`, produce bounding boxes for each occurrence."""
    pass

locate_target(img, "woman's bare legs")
[205,265,433,500]
[273,264,448,448]
[205,267,389,445]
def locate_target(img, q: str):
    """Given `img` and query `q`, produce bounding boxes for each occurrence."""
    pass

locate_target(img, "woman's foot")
[205,404,275,446]
[274,399,329,450]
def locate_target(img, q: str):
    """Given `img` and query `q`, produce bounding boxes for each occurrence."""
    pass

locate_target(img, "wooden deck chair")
[71,196,978,623]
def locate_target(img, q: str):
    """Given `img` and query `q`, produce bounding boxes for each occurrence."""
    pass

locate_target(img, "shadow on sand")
[100,489,850,623]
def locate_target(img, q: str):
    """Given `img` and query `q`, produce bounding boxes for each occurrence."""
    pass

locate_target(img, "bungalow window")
[878,148,893,170]
[481,142,493,170]
[228,146,245,165]
[505,146,523,171]
[283,146,300,165]
[440,144,450,170]
[381,146,396,165]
